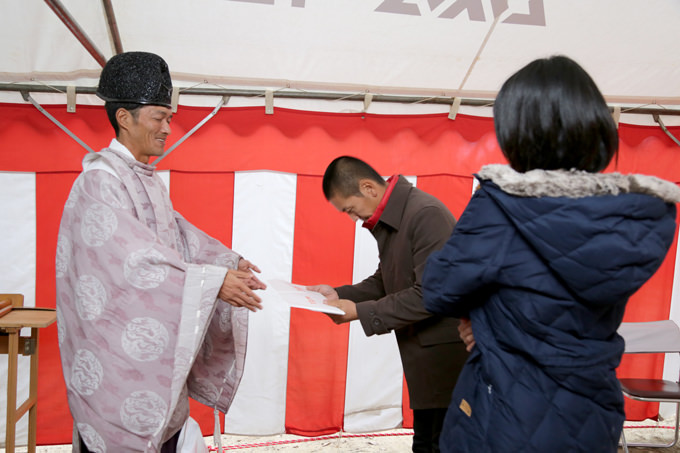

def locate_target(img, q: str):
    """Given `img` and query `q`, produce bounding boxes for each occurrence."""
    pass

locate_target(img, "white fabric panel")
[157,170,170,192]
[224,171,297,434]
[345,224,403,432]
[344,178,418,431]
[0,172,36,446]
[344,321,403,433]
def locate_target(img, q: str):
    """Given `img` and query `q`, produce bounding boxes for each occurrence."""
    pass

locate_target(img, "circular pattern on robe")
[121,317,169,362]
[55,235,72,278]
[120,390,167,436]
[202,333,214,358]
[81,202,118,247]
[219,307,232,333]
[174,347,194,377]
[64,178,82,209]
[75,274,108,321]
[124,248,169,289]
[192,378,220,402]
[213,253,237,268]
[198,292,216,326]
[184,230,200,259]
[77,423,107,453]
[232,308,248,331]
[71,349,103,396]
[99,177,131,210]
[56,307,65,347]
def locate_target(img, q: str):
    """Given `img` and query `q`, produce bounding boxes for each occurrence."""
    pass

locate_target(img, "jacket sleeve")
[336,265,386,302]
[423,189,507,318]
[346,204,456,335]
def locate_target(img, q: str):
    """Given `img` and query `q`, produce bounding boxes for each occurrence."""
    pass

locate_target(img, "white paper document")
[267,279,345,315]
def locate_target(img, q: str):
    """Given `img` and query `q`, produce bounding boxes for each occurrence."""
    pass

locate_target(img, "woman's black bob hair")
[493,55,618,173]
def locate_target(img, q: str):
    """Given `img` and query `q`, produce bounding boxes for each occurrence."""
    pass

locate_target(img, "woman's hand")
[458,317,476,352]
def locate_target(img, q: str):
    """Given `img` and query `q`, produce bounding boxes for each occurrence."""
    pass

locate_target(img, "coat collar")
[478,164,680,203]
[375,175,412,231]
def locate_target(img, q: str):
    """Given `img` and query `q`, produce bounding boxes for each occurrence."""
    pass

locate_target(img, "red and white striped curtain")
[1,103,678,446]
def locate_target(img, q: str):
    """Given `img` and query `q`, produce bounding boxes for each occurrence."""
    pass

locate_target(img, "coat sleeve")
[423,189,508,318]
[336,265,386,302]
[347,204,456,335]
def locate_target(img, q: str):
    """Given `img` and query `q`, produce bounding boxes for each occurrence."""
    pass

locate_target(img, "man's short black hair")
[493,55,618,173]
[322,156,385,200]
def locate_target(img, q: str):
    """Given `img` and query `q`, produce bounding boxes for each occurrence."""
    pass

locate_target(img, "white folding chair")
[617,320,680,452]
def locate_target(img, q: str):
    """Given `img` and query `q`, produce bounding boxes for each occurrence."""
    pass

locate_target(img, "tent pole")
[654,115,680,147]
[21,92,95,154]
[101,0,123,55]
[44,0,107,67]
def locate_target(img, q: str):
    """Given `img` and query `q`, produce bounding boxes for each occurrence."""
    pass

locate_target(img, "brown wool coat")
[336,176,467,409]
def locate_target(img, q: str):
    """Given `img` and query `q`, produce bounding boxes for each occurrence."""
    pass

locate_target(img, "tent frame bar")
[2,83,680,117]
[101,0,123,55]
[655,115,680,146]
[43,0,107,67]
[21,92,95,154]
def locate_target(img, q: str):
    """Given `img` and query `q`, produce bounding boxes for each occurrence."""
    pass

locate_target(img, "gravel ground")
[2,421,679,452]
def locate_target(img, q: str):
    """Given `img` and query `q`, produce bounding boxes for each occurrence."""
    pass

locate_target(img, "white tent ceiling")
[1,0,680,121]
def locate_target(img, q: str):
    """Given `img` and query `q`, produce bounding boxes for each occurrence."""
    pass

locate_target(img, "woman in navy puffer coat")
[423,55,680,453]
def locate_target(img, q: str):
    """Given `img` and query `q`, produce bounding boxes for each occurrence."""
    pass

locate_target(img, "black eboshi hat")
[96,51,173,108]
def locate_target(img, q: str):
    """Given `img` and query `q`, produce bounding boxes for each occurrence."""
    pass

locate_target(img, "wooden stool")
[0,294,56,453]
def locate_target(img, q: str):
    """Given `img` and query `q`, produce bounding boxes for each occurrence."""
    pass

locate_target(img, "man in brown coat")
[308,156,467,453]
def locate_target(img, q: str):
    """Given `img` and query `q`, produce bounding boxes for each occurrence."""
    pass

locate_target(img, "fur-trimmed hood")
[477,164,680,204]
[472,164,679,306]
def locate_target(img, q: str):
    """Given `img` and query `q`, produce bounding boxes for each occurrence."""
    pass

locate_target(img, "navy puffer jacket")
[423,164,680,453]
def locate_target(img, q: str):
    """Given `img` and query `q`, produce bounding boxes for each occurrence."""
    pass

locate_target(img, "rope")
[208,430,414,451]
[208,426,677,451]
[623,425,675,430]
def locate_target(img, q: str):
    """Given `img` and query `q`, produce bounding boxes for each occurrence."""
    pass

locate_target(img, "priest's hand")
[324,299,358,324]
[219,270,263,311]
[306,284,339,301]
[238,258,267,290]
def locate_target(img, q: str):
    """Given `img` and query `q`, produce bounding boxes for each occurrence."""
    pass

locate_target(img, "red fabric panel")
[417,174,475,222]
[402,376,413,429]
[0,104,506,176]
[169,171,235,247]
[0,105,110,172]
[2,103,680,180]
[286,175,353,435]
[169,171,235,434]
[35,172,79,445]
[156,108,505,177]
[613,124,680,183]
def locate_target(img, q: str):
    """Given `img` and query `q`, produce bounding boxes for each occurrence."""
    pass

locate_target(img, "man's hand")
[219,269,263,312]
[306,284,339,301]
[324,299,358,324]
[238,258,267,290]
[458,317,476,352]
